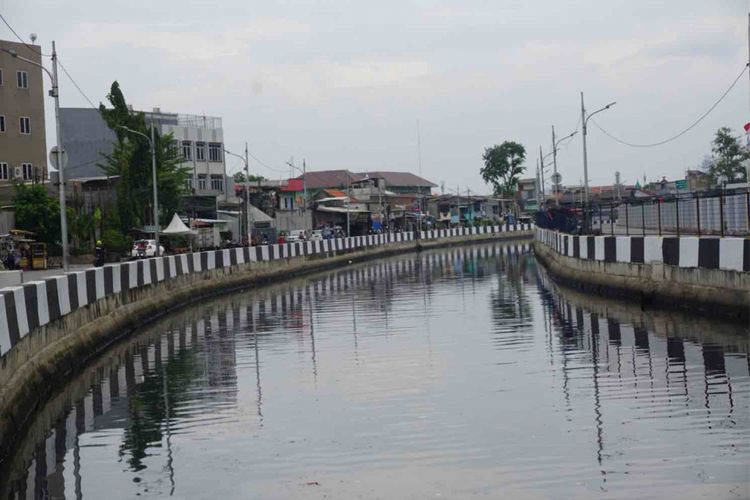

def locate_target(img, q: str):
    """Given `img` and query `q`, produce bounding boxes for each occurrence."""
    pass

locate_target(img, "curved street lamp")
[581,93,616,229]
[118,124,160,256]
[225,145,253,246]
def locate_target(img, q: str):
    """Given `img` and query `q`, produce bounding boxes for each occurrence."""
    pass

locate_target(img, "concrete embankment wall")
[533,228,750,320]
[0,224,533,463]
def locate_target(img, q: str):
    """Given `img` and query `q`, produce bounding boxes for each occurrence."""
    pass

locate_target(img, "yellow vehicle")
[31,242,47,270]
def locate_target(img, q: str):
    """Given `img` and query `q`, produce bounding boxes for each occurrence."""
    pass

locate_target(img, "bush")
[102,228,130,254]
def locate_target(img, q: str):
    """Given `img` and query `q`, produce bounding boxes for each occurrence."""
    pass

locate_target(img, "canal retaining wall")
[533,228,750,319]
[0,224,533,464]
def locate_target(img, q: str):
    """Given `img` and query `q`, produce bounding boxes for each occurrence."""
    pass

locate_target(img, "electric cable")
[591,63,749,148]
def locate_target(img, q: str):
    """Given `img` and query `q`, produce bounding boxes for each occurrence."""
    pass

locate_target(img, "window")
[0,115,5,133]
[17,70,28,89]
[208,143,222,162]
[198,174,207,190]
[21,163,33,181]
[196,142,205,161]
[186,174,194,189]
[0,68,3,86]
[0,163,7,181]
[19,117,30,134]
[210,174,224,191]
[181,140,192,160]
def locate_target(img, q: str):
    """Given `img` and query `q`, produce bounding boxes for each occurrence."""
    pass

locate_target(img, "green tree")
[13,183,61,252]
[233,172,266,183]
[98,81,189,233]
[708,127,748,183]
[481,141,526,196]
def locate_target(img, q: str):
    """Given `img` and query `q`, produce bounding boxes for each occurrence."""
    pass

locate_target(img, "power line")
[1,12,98,108]
[246,151,287,173]
[0,12,49,55]
[591,63,749,148]
[56,58,98,108]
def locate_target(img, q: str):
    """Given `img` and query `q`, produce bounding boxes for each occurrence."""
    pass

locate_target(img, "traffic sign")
[675,179,688,190]
[49,146,68,170]
[551,172,562,184]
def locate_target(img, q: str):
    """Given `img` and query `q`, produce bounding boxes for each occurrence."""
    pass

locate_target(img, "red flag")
[744,122,750,132]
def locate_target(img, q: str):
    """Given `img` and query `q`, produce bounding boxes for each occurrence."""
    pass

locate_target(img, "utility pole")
[551,125,559,206]
[150,121,160,256]
[535,159,541,206]
[302,158,308,215]
[581,92,590,212]
[417,119,424,233]
[539,145,545,203]
[51,42,69,271]
[748,13,750,115]
[245,142,253,246]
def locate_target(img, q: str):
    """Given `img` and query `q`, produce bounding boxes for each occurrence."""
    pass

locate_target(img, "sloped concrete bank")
[0,229,532,464]
[533,241,750,322]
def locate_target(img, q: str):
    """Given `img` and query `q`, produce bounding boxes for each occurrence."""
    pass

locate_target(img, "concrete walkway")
[21,264,91,282]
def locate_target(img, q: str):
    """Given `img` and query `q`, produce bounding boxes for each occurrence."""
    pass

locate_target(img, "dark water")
[2,242,748,499]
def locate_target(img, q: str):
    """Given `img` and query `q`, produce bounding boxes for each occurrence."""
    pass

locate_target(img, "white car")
[310,230,324,241]
[131,239,165,258]
[286,230,306,243]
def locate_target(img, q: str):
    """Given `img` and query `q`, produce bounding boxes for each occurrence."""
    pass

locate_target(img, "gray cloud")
[3,0,748,190]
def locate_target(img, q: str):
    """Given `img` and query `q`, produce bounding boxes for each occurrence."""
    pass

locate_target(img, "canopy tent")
[161,213,197,235]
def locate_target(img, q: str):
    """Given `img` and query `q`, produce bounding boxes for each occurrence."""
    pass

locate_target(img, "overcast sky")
[3,1,748,193]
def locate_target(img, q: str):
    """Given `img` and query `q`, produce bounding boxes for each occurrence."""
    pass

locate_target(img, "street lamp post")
[580,92,616,231]
[225,146,253,246]
[2,42,70,270]
[286,157,309,230]
[119,123,161,255]
[551,126,578,207]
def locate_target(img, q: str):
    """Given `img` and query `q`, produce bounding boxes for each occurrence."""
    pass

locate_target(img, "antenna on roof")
[416,119,422,176]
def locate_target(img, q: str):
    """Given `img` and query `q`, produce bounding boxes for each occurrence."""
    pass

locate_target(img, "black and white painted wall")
[535,228,750,273]
[0,225,533,359]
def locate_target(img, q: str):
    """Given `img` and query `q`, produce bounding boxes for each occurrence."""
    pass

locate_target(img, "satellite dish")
[29,33,37,43]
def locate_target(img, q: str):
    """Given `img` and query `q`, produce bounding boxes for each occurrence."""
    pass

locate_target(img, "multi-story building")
[143,109,228,202]
[61,107,231,220]
[0,39,48,187]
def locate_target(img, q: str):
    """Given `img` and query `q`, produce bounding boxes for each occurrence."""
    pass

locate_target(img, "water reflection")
[1,241,747,499]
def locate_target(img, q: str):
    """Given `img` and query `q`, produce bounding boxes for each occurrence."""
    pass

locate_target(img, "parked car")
[310,230,324,241]
[286,229,306,243]
[131,239,165,258]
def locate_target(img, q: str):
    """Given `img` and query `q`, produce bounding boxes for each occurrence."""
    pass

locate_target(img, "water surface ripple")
[2,242,748,499]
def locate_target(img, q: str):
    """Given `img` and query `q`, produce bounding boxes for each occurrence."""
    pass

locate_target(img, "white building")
[144,109,229,202]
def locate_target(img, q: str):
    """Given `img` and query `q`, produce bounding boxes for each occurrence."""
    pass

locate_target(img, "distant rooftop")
[292,169,436,190]
[142,108,222,129]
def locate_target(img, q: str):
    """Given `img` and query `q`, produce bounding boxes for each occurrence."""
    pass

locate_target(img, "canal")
[1,241,748,499]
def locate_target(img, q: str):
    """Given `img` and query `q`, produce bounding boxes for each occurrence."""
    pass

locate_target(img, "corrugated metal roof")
[291,169,437,190]
[293,170,359,189]
[360,171,437,187]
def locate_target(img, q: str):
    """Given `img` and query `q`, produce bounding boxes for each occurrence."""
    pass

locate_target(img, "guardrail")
[535,227,749,272]
[0,224,534,359]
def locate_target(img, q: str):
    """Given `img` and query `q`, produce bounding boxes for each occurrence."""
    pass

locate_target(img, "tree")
[14,183,61,252]
[481,141,526,196]
[98,81,189,233]
[708,127,748,183]
[233,172,266,183]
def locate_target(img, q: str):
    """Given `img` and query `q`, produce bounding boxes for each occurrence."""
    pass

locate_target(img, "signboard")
[551,172,562,184]
[675,179,688,190]
[49,146,68,170]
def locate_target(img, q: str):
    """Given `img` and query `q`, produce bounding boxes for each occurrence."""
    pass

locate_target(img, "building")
[58,108,116,179]
[142,110,228,201]
[60,107,233,224]
[0,39,48,188]
[277,169,437,233]
[517,178,538,212]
